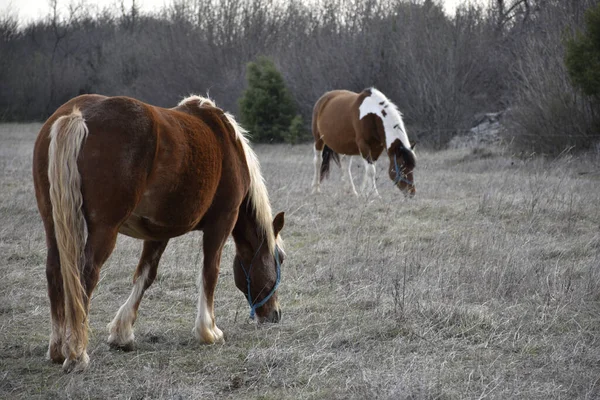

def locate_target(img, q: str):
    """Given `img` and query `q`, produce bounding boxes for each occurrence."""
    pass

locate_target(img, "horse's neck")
[231,199,262,257]
[370,115,388,149]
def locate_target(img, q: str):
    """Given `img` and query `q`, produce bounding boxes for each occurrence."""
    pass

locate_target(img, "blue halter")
[393,154,413,186]
[238,241,281,320]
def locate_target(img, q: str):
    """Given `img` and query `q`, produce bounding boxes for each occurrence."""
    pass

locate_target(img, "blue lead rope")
[239,243,282,320]
[393,154,413,186]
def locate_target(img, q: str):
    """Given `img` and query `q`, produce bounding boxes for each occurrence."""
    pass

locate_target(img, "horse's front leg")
[357,141,380,198]
[361,159,379,197]
[341,155,358,196]
[193,216,237,344]
[108,240,168,350]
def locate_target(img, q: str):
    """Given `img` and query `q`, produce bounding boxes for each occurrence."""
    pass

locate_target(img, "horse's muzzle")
[261,307,281,323]
[398,185,416,198]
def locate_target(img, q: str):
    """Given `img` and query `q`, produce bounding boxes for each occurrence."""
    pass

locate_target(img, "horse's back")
[312,90,366,155]
[34,95,228,241]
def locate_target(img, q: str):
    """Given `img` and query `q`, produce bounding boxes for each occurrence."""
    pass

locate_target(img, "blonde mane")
[182,94,281,254]
[178,95,217,108]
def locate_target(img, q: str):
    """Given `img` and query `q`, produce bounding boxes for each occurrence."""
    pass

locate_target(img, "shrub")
[284,114,311,145]
[506,3,599,155]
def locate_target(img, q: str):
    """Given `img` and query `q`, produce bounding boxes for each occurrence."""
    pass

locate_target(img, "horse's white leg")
[107,270,148,349]
[369,162,380,197]
[362,159,380,197]
[360,158,370,193]
[108,240,168,350]
[341,156,358,196]
[193,270,224,344]
[311,147,322,194]
[193,220,235,344]
[360,158,374,193]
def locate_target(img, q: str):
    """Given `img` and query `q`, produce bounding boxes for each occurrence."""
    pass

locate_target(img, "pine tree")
[239,56,298,143]
[565,3,600,98]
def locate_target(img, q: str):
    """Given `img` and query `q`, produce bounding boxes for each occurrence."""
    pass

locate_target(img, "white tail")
[47,107,90,360]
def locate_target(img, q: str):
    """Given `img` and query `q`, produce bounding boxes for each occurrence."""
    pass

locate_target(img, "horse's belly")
[321,131,360,155]
[119,186,211,240]
[318,117,360,155]
[119,212,196,240]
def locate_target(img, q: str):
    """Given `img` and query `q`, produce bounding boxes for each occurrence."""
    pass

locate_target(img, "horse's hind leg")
[45,238,66,364]
[61,226,120,373]
[108,240,168,350]
[311,143,323,194]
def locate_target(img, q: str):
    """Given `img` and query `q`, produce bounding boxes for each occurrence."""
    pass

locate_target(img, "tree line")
[0,0,598,153]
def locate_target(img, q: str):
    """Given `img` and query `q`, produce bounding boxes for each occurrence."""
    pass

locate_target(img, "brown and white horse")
[32,94,285,372]
[311,88,416,197]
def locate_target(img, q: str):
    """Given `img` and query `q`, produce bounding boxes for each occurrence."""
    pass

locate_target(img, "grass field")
[1,123,600,399]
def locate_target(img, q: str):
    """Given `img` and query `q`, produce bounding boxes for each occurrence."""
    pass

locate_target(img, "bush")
[285,114,310,144]
[506,3,600,155]
[238,56,301,143]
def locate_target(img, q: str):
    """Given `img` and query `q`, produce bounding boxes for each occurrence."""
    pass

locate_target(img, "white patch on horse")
[47,320,64,360]
[193,272,223,344]
[359,88,414,157]
[107,267,149,346]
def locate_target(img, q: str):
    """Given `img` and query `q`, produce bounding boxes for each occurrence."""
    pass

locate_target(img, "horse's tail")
[319,145,340,182]
[47,107,89,360]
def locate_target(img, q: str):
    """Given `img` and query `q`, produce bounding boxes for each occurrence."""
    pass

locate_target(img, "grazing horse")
[311,88,416,197]
[32,94,285,373]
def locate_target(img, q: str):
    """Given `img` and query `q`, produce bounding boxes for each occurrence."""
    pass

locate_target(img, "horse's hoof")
[193,325,224,344]
[62,351,89,373]
[107,323,135,351]
[108,340,135,352]
[47,344,65,364]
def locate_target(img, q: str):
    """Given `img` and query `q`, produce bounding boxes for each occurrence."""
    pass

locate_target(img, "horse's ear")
[273,212,285,237]
[410,141,417,150]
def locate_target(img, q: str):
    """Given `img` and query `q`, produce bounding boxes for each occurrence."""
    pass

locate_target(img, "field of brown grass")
[1,123,600,399]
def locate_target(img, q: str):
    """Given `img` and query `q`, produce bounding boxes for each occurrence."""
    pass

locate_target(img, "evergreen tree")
[239,56,298,143]
[565,3,600,97]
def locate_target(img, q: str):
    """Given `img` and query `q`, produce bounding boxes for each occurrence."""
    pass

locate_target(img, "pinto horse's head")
[233,212,285,323]
[388,139,416,197]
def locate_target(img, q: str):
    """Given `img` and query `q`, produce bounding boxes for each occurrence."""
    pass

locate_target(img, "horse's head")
[233,212,285,323]
[388,139,416,197]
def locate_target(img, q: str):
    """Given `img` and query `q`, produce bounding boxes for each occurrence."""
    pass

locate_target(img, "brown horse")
[32,94,285,373]
[311,88,416,197]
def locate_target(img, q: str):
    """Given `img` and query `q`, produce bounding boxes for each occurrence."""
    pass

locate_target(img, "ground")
[1,123,599,399]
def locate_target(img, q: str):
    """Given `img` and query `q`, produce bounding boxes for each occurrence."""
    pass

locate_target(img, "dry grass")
[1,123,600,399]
